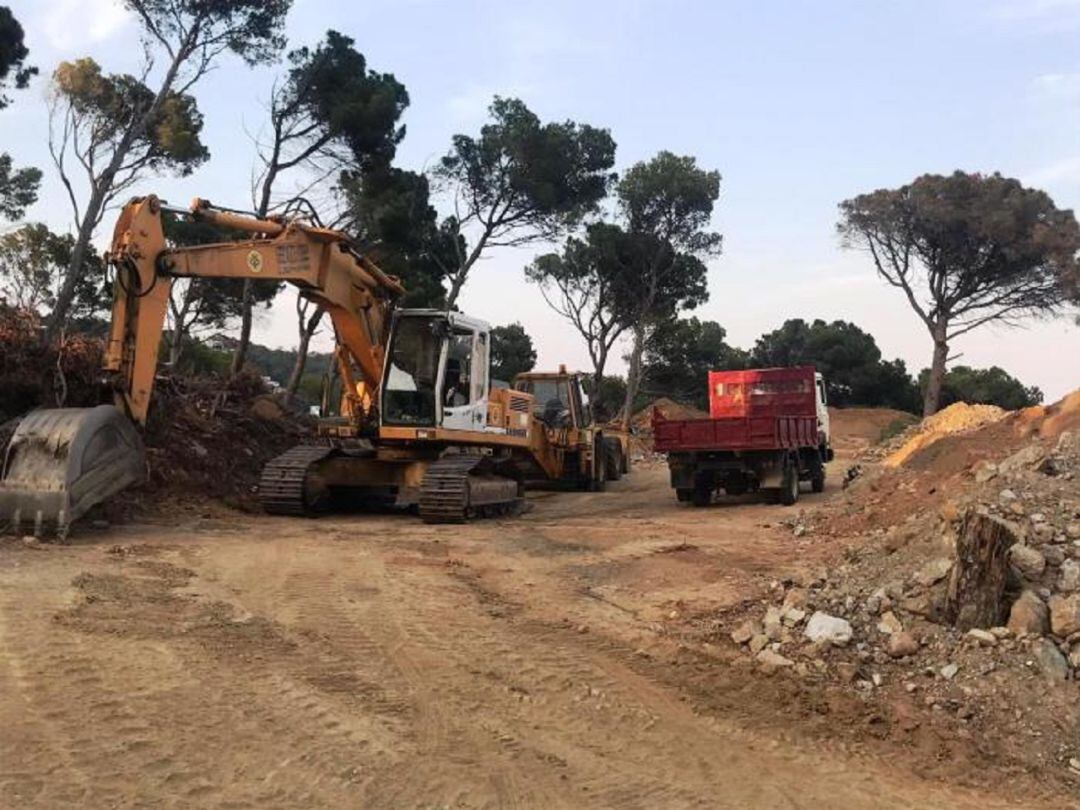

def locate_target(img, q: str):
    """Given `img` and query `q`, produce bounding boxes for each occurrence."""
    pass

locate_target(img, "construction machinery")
[512,367,630,488]
[0,195,616,535]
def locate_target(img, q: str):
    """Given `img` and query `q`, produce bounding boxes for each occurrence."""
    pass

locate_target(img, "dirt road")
[0,466,1058,808]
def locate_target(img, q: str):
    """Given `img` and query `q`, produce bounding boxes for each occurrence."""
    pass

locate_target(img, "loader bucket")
[0,405,145,537]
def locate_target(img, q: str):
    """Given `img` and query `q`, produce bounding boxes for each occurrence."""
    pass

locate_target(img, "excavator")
[0,195,617,536]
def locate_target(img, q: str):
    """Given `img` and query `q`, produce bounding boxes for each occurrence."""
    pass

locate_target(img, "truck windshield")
[383,317,441,426]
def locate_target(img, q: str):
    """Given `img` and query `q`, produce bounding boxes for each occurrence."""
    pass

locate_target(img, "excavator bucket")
[0,405,145,537]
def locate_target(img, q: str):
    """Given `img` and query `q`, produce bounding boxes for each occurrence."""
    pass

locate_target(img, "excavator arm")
[0,195,403,535]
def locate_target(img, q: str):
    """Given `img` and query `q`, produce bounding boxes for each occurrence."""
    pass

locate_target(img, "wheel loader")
[0,195,612,536]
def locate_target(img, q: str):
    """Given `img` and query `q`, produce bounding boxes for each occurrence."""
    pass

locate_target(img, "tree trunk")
[620,321,647,429]
[923,324,949,417]
[944,510,1016,630]
[230,279,256,376]
[284,306,324,403]
[46,38,193,341]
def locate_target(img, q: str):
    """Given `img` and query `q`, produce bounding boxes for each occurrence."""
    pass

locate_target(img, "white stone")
[940,663,959,680]
[803,612,854,647]
[1059,560,1080,593]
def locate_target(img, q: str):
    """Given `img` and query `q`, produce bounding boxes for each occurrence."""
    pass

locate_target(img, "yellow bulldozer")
[0,195,624,536]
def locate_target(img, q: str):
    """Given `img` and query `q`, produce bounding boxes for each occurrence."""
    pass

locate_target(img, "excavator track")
[258,444,335,516]
[419,454,522,524]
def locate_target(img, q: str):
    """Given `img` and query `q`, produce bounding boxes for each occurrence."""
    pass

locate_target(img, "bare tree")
[44,0,291,340]
[284,294,325,404]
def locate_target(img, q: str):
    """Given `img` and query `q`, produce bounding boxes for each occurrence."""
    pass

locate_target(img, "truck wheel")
[691,482,712,507]
[676,488,693,503]
[779,460,799,506]
[810,465,825,493]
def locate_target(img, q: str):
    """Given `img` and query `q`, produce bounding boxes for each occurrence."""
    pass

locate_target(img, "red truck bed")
[653,367,819,453]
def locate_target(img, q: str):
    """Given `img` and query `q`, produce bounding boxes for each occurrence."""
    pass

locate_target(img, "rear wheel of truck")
[810,458,825,493]
[675,488,693,503]
[691,480,712,507]
[779,459,800,506]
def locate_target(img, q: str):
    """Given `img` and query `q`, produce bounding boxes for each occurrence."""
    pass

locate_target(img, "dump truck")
[512,367,630,489]
[0,195,614,536]
[652,366,833,506]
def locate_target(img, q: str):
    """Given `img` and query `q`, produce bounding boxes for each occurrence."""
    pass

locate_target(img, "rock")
[940,663,959,680]
[998,444,1045,474]
[915,557,953,588]
[965,628,998,647]
[1030,513,1046,524]
[731,620,761,645]
[756,649,794,669]
[877,611,903,636]
[1009,544,1046,579]
[1067,523,1080,541]
[749,634,770,654]
[782,588,807,610]
[974,464,997,483]
[1059,560,1080,593]
[1007,591,1050,635]
[781,608,806,627]
[249,395,285,421]
[887,631,920,658]
[900,593,937,619]
[803,612,854,647]
[1044,545,1067,566]
[764,606,784,640]
[998,488,1017,503]
[1031,638,1069,681]
[1068,645,1080,669]
[836,662,859,683]
[990,626,1012,639]
[1049,595,1080,637]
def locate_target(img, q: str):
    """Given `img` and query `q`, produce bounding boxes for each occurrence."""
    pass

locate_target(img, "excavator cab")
[380,310,491,434]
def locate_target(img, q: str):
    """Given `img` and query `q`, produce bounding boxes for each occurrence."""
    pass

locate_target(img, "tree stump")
[944,509,1016,630]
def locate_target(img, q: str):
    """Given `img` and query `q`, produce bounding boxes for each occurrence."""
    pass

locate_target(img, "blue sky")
[6,0,1080,399]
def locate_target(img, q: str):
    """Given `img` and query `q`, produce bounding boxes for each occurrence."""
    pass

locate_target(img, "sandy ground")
[0,464,1065,809]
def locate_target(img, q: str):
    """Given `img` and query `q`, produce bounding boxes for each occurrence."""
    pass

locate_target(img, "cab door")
[440,328,490,432]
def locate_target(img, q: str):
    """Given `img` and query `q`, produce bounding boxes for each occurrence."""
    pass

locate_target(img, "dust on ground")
[2,401,1078,807]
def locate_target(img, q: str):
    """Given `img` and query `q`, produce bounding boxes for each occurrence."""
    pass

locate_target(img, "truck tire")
[810,459,825,493]
[691,480,712,507]
[779,458,799,506]
[676,488,693,503]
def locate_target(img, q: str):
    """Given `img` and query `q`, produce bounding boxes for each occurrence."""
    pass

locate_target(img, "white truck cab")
[814,372,831,450]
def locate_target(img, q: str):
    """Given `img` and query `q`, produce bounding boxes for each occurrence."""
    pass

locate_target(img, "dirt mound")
[829,407,917,455]
[136,372,310,515]
[632,397,708,429]
[883,402,1007,467]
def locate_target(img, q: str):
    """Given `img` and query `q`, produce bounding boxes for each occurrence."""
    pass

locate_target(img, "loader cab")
[512,369,588,430]
[380,310,491,431]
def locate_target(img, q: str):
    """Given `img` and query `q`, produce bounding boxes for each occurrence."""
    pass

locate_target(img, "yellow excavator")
[0,195,615,536]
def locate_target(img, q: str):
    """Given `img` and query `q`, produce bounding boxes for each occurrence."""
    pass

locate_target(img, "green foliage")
[641,318,748,410]
[617,151,723,256]
[750,318,920,412]
[282,30,408,174]
[582,374,628,424]
[0,6,35,109]
[435,96,617,304]
[879,416,917,443]
[838,171,1080,414]
[123,1,291,66]
[0,223,108,320]
[339,167,450,307]
[918,365,1043,411]
[0,152,40,220]
[52,58,209,177]
[490,323,536,382]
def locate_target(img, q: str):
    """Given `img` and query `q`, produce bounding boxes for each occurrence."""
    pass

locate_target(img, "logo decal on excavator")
[247,250,263,273]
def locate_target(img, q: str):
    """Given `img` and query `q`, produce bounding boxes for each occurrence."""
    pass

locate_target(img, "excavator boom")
[0,195,402,536]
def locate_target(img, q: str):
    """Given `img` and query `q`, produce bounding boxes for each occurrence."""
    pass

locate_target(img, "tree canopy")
[750,318,921,411]
[490,323,537,382]
[641,317,748,410]
[434,97,617,305]
[919,365,1043,411]
[0,7,39,221]
[839,171,1080,415]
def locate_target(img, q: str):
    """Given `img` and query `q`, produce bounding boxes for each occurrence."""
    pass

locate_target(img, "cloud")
[39,0,131,51]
